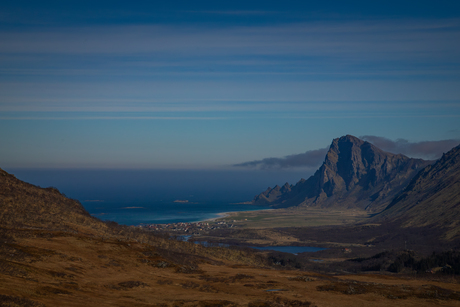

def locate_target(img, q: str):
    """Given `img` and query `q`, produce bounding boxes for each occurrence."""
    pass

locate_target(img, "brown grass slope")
[0,168,109,234]
[254,135,430,212]
[377,143,460,239]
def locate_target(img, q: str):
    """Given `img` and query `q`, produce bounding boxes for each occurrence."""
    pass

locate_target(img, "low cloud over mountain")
[234,147,328,169]
[360,136,460,160]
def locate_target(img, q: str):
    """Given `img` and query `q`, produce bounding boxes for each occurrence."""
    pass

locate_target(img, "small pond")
[249,246,326,254]
[177,236,326,254]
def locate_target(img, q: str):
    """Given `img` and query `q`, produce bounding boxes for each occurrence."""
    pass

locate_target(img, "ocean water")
[84,200,269,225]
[7,168,309,225]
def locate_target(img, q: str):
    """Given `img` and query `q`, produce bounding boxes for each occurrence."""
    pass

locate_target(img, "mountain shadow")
[375,143,460,239]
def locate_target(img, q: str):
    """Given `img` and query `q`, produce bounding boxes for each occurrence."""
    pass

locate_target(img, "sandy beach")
[202,208,274,222]
[202,211,233,222]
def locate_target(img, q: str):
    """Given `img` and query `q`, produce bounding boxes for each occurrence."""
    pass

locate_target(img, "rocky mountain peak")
[252,135,432,212]
[320,135,406,193]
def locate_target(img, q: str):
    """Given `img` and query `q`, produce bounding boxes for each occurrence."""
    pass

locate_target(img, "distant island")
[231,201,253,205]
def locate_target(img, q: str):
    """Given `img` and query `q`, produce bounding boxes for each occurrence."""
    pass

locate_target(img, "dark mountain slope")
[0,168,108,234]
[253,135,431,212]
[376,143,460,238]
[253,182,292,204]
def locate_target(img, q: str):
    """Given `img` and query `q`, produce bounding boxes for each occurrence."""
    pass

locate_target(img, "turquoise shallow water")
[85,200,269,225]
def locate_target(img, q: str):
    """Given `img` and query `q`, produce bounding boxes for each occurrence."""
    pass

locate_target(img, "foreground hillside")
[3,228,460,307]
[0,168,108,235]
[253,135,430,212]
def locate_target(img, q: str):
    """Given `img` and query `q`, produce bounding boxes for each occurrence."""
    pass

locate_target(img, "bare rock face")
[253,182,292,204]
[253,135,431,212]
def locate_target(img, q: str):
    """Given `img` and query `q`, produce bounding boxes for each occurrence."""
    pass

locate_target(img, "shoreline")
[136,208,274,226]
[202,211,232,222]
[95,203,274,226]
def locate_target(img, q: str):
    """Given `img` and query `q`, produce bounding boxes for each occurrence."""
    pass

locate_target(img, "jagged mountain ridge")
[376,143,460,237]
[253,182,292,204]
[253,135,431,212]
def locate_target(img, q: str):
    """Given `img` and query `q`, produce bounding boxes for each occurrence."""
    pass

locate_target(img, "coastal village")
[140,220,236,235]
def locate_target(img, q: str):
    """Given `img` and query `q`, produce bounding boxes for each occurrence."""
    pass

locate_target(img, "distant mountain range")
[253,135,432,212]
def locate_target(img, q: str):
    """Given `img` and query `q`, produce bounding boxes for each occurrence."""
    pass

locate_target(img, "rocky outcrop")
[253,182,292,204]
[253,135,432,212]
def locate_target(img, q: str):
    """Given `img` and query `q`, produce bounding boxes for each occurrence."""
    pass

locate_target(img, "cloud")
[360,135,460,159]
[0,115,225,121]
[1,19,459,117]
[1,19,460,115]
[234,147,328,169]
[0,19,459,60]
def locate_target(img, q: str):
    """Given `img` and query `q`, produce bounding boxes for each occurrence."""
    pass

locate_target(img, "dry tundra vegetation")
[1,167,460,306]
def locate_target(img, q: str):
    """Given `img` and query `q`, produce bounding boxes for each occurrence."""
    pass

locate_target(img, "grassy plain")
[216,208,371,229]
[196,208,378,250]
[200,208,454,262]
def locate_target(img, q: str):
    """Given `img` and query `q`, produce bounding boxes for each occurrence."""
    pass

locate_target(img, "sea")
[7,168,309,226]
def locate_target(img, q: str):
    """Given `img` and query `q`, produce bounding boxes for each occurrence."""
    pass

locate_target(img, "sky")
[1,0,460,171]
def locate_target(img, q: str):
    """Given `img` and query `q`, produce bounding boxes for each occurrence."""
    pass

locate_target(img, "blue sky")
[1,1,460,170]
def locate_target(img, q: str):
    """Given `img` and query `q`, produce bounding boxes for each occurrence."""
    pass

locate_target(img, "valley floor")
[213,208,370,229]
